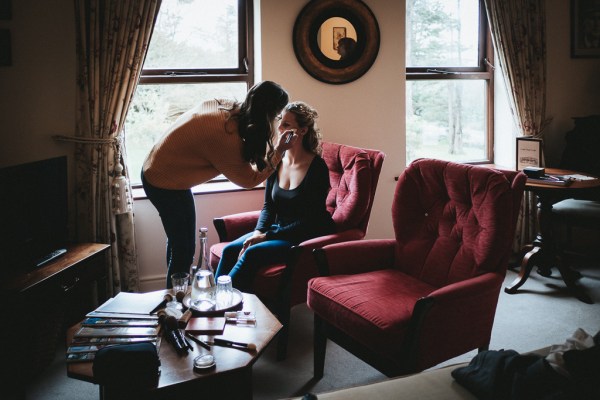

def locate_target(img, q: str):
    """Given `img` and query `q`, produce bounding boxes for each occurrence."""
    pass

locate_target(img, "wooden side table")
[504,168,600,303]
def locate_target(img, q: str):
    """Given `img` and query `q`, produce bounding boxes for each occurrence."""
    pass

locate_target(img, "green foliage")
[123,0,245,184]
[406,0,487,163]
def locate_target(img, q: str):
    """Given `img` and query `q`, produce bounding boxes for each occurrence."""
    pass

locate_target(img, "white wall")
[259,0,405,239]
[2,0,598,292]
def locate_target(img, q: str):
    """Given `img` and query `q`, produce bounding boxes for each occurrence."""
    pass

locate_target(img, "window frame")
[129,0,254,192]
[139,0,254,86]
[406,0,495,164]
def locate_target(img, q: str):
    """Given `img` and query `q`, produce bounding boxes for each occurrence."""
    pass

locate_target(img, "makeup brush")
[208,338,257,351]
[184,331,211,350]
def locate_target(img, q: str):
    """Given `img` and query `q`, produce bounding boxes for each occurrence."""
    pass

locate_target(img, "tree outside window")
[406,0,493,165]
[125,0,252,186]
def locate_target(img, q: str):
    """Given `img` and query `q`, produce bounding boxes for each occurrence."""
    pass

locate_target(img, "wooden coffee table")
[66,292,282,400]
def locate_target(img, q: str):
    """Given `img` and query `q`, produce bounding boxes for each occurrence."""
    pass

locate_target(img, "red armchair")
[308,159,527,377]
[209,142,385,359]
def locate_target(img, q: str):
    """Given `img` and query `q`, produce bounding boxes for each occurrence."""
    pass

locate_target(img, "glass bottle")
[189,227,209,282]
[190,227,216,311]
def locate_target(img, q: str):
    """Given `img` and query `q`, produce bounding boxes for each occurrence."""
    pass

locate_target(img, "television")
[0,156,69,278]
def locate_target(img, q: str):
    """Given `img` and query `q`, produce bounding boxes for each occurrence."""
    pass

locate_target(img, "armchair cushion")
[324,145,373,232]
[308,269,435,358]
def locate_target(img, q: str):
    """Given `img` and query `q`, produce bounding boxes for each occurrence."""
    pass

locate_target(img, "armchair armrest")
[213,210,261,242]
[408,272,506,370]
[278,229,379,309]
[313,239,397,276]
[427,272,504,302]
[299,228,365,249]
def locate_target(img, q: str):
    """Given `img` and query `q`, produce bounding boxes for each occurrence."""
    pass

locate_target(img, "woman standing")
[141,81,297,288]
[215,101,335,292]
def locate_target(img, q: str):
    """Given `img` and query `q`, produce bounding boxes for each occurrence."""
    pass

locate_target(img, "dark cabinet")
[0,243,109,396]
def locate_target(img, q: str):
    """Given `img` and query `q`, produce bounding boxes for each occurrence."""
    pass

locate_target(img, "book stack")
[66,291,165,363]
[527,174,574,186]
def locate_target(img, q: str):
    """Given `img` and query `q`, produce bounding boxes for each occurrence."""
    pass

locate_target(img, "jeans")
[141,171,195,289]
[215,229,293,292]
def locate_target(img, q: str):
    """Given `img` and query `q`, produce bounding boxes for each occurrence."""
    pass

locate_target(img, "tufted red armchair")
[308,159,527,377]
[209,142,385,359]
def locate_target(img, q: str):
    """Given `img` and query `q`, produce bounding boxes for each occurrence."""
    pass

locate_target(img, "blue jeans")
[215,230,293,292]
[141,171,195,289]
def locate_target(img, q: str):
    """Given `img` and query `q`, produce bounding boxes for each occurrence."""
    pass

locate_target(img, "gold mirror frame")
[293,0,380,84]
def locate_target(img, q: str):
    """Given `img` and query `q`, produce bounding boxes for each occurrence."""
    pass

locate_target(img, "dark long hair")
[236,81,289,171]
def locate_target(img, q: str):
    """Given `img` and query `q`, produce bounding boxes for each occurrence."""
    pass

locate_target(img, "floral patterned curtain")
[484,0,550,250]
[484,0,550,137]
[67,0,161,295]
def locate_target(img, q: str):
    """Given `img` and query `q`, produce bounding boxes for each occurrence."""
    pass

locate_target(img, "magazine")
[81,317,159,327]
[94,291,166,315]
[67,344,115,354]
[86,311,159,320]
[74,326,160,338]
[69,336,158,345]
[67,339,158,354]
[527,174,574,186]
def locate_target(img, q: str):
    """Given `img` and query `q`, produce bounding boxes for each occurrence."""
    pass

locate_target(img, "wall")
[260,0,405,239]
[1,0,598,291]
[544,0,600,166]
[0,0,75,167]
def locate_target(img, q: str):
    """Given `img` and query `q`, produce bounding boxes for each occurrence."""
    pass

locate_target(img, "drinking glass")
[168,272,189,310]
[215,275,234,308]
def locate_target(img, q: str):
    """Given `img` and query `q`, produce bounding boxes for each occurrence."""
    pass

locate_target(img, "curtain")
[484,0,550,252]
[66,0,161,295]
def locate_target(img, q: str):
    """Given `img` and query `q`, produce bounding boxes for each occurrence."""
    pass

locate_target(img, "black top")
[255,156,335,244]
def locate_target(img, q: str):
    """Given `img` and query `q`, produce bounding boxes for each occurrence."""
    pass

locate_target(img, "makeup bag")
[93,342,160,389]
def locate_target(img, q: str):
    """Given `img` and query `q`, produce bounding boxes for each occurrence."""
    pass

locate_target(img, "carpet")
[23,263,600,400]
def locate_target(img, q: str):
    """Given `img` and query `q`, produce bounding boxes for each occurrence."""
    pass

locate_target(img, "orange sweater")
[142,99,281,190]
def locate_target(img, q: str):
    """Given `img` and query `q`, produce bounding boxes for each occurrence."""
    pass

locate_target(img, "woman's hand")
[275,129,297,155]
[238,231,267,258]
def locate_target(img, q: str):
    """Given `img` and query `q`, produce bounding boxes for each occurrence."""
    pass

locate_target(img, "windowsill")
[132,181,265,201]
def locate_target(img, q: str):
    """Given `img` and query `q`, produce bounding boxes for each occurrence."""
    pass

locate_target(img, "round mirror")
[293,0,380,84]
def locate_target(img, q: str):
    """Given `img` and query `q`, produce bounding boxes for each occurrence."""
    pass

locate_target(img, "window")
[125,0,253,186]
[406,0,493,165]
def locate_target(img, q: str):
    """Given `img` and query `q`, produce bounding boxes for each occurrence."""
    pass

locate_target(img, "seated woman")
[215,101,335,292]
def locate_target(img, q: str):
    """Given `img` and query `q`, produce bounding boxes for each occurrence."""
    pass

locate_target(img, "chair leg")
[313,314,327,379]
[276,306,291,361]
[556,252,593,304]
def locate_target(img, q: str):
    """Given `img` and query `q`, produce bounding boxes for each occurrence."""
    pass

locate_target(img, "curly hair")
[233,81,289,171]
[284,101,323,156]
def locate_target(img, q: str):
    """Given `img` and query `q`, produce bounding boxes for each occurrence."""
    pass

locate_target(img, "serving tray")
[182,289,244,316]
